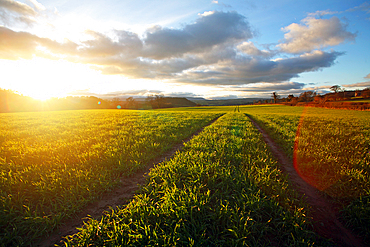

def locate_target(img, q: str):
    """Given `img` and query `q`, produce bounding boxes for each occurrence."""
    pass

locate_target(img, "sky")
[0,0,369,100]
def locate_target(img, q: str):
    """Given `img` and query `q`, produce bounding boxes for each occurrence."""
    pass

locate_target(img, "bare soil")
[38,116,222,247]
[247,115,363,247]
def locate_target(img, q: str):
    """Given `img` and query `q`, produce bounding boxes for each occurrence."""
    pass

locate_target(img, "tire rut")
[246,114,363,247]
[38,114,223,247]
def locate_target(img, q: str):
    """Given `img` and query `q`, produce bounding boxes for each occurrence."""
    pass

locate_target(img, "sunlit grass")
[244,105,370,241]
[1,105,369,245]
[0,109,221,246]
[63,113,326,246]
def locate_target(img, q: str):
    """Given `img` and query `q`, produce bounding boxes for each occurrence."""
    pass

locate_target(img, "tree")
[125,97,137,109]
[111,97,123,109]
[362,88,370,98]
[147,94,166,109]
[330,85,341,93]
[155,94,165,108]
[341,87,346,99]
[271,92,280,103]
[299,91,314,102]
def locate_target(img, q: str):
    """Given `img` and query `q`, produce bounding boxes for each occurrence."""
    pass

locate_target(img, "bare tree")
[271,92,280,103]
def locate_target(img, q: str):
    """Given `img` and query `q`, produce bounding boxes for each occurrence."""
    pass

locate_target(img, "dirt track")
[247,115,363,247]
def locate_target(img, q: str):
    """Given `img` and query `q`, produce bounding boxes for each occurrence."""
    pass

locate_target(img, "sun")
[0,57,106,101]
[1,56,182,101]
[27,91,60,101]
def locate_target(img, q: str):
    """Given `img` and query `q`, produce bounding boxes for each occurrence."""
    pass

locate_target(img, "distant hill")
[164,97,197,107]
[188,98,268,106]
[133,96,197,108]
[185,97,206,101]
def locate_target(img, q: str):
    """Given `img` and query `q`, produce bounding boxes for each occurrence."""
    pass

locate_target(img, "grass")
[242,105,370,242]
[0,109,220,246]
[63,113,326,246]
[1,105,369,245]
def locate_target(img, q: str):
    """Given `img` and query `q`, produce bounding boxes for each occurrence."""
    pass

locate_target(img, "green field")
[0,105,369,245]
[64,113,324,246]
[0,110,221,245]
[243,105,370,242]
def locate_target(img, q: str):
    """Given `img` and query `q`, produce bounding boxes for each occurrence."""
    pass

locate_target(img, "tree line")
[0,89,195,113]
[260,86,370,105]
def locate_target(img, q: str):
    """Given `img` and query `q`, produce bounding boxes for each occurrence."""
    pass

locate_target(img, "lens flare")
[293,107,365,198]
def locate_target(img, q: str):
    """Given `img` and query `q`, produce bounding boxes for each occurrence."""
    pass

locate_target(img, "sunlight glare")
[0,58,105,100]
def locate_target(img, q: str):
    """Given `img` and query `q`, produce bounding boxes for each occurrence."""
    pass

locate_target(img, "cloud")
[104,89,152,97]
[0,10,345,90]
[0,0,37,16]
[79,30,143,58]
[175,50,342,86]
[211,0,232,8]
[230,81,305,92]
[165,92,199,97]
[69,89,156,98]
[0,26,43,59]
[90,47,341,86]
[342,81,370,88]
[346,2,370,14]
[0,0,40,26]
[27,0,45,11]
[231,83,333,98]
[143,11,252,59]
[278,15,356,53]
[343,73,370,88]
[306,10,338,18]
[0,26,77,59]
[209,94,239,100]
[237,41,273,58]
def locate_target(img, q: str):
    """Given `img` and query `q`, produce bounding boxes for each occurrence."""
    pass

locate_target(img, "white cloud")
[0,0,39,26]
[0,0,37,16]
[0,0,52,27]
[346,2,370,14]
[237,41,272,57]
[199,11,215,17]
[27,0,45,11]
[278,15,356,53]
[307,10,338,18]
[211,0,232,8]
